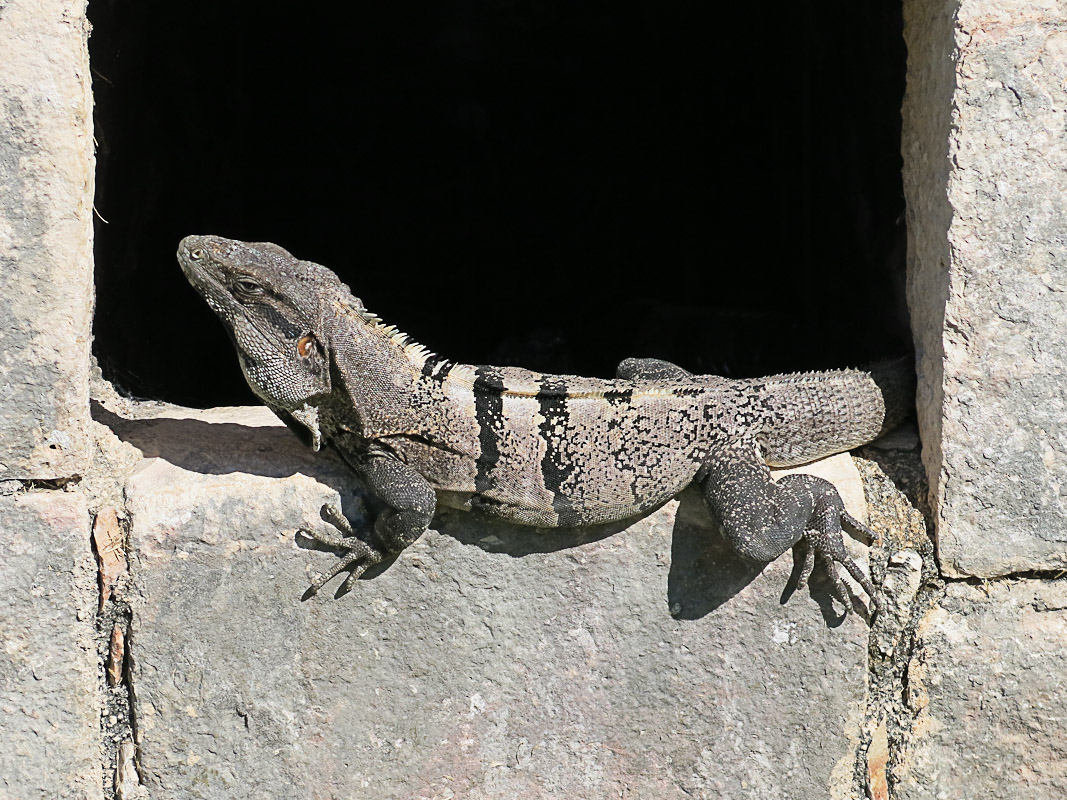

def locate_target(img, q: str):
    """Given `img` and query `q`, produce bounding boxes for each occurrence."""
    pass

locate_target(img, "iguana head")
[177,234,335,411]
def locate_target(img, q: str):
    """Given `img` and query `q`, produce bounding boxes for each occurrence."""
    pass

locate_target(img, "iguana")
[178,234,913,615]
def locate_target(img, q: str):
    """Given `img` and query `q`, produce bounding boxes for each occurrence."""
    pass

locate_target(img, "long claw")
[842,510,877,546]
[802,522,879,616]
[791,480,881,618]
[310,548,361,591]
[299,503,384,593]
[300,523,349,549]
[307,537,383,593]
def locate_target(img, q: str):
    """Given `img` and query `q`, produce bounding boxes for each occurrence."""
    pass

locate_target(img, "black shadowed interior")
[88,1,908,408]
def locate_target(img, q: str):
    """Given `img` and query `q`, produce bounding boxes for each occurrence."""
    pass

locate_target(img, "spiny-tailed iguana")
[178,234,913,615]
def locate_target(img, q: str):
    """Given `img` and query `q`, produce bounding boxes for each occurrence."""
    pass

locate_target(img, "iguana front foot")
[781,475,880,615]
[298,502,385,593]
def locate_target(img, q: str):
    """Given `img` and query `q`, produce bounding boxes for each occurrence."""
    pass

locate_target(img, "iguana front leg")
[301,447,436,593]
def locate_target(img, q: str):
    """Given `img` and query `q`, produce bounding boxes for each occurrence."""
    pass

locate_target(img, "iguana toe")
[799,493,880,617]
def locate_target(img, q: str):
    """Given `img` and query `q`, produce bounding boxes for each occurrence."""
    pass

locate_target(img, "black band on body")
[472,367,506,494]
[537,376,581,526]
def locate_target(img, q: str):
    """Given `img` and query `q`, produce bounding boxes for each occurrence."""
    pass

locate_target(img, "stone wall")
[907,0,1067,579]
[2,1,1066,798]
[897,1,1067,796]
[0,1,100,799]
[0,0,94,481]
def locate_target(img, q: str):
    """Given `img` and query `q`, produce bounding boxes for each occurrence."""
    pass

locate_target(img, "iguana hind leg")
[699,441,878,614]
[781,474,880,613]
[616,357,730,388]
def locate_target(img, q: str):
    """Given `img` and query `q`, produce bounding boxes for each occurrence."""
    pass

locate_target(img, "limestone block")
[903,0,1067,577]
[0,0,95,479]
[0,491,101,800]
[896,579,1067,799]
[115,405,873,800]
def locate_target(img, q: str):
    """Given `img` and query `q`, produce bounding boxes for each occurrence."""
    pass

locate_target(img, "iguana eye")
[190,248,204,261]
[297,335,315,359]
[234,278,262,295]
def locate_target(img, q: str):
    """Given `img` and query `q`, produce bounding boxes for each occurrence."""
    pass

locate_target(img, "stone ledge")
[109,403,873,800]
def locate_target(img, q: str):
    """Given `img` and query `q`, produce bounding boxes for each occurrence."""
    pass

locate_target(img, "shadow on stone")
[665,491,765,620]
[93,400,346,479]
[435,509,637,557]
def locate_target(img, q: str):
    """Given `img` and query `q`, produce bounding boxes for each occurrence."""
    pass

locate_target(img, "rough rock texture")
[0,491,101,800]
[904,0,1067,577]
[0,0,95,480]
[112,405,873,800]
[896,579,1067,799]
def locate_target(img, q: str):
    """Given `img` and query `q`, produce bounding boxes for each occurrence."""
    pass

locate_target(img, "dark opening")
[89,2,908,408]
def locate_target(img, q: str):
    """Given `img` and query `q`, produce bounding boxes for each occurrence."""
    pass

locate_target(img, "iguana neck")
[325,301,465,436]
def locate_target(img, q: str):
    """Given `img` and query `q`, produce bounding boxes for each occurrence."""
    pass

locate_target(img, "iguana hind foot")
[784,475,880,615]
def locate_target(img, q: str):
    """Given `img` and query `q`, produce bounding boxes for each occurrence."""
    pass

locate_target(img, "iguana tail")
[752,357,915,467]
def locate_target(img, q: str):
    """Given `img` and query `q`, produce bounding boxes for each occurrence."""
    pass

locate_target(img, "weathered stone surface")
[115,405,873,800]
[901,0,955,500]
[904,0,1067,577]
[0,0,95,479]
[0,491,101,800]
[896,579,1067,799]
